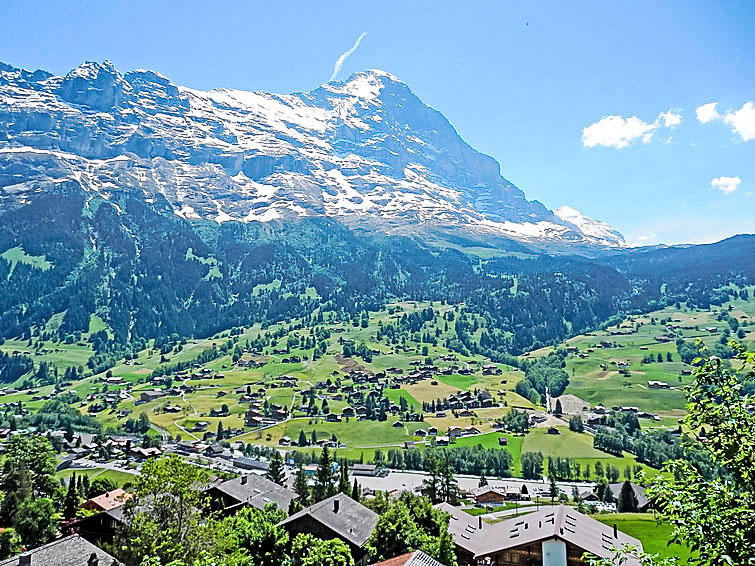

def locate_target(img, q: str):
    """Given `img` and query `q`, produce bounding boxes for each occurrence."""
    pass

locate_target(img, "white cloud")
[636,233,656,242]
[329,32,368,82]
[582,109,681,149]
[659,110,682,128]
[724,101,755,141]
[582,115,657,148]
[696,102,720,124]
[711,176,741,194]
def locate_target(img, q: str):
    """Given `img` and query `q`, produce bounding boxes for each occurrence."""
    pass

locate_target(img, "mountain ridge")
[0,60,625,250]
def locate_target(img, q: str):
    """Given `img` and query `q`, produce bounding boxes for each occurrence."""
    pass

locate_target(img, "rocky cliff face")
[0,61,626,248]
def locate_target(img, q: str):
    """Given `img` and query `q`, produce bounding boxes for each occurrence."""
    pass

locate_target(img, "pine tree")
[63,471,79,519]
[478,474,488,487]
[338,460,350,495]
[266,450,286,486]
[293,464,309,506]
[81,474,90,499]
[313,446,334,503]
[554,399,563,416]
[351,478,361,502]
[216,421,224,440]
[617,480,639,512]
[298,430,308,447]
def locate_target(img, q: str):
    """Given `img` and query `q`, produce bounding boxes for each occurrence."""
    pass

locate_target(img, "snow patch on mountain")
[554,205,626,247]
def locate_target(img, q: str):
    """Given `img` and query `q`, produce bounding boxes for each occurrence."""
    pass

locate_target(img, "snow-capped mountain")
[0,60,625,249]
[554,206,626,248]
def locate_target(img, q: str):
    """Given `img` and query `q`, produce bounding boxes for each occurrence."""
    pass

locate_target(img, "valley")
[2,286,751,482]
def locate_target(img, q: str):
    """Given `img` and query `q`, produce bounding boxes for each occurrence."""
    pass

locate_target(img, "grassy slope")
[593,513,694,561]
[2,290,753,477]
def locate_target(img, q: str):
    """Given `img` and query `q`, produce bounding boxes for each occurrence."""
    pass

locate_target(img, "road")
[352,470,595,499]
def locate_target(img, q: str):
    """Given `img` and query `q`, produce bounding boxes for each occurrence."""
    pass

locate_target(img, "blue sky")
[1,0,753,245]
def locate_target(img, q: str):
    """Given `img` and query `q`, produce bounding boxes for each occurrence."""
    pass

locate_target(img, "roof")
[280,493,378,548]
[370,550,445,566]
[436,503,642,565]
[470,486,506,497]
[84,488,132,511]
[0,534,121,566]
[208,473,297,511]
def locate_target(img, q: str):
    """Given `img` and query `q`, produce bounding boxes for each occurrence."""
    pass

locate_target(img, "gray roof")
[208,473,297,511]
[436,503,642,564]
[0,534,120,566]
[280,493,379,548]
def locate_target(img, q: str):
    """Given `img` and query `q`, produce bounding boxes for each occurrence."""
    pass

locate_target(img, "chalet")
[131,446,162,460]
[393,421,404,428]
[342,406,356,418]
[278,436,292,446]
[471,486,507,505]
[438,503,642,566]
[464,426,481,435]
[0,534,121,566]
[498,436,508,446]
[326,413,343,422]
[586,413,606,426]
[139,390,165,403]
[279,494,379,566]
[206,474,297,515]
[427,427,438,436]
[81,488,132,512]
[448,426,462,437]
[436,436,450,446]
[415,429,427,437]
[204,443,225,457]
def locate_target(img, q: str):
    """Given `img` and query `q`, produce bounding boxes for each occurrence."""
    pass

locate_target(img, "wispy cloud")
[582,109,681,149]
[711,176,741,194]
[329,32,368,82]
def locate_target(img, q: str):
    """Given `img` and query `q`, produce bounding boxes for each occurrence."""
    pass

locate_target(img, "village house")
[81,488,132,513]
[206,474,297,515]
[279,494,379,566]
[0,534,120,566]
[471,486,507,505]
[438,503,642,566]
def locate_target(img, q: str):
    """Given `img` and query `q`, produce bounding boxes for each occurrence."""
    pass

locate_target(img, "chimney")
[19,555,31,566]
[88,553,99,566]
[333,498,340,513]
[613,523,618,538]
[478,517,482,530]
[241,475,248,485]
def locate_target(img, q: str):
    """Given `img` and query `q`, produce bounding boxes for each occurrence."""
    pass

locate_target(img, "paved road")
[352,470,595,498]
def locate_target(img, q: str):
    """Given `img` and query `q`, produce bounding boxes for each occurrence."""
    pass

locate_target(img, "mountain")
[0,60,624,250]
[554,206,626,248]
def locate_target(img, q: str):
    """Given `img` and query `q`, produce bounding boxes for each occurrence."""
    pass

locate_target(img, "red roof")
[371,552,414,566]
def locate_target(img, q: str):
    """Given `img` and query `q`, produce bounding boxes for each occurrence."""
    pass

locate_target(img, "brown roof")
[436,503,642,564]
[83,488,132,511]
